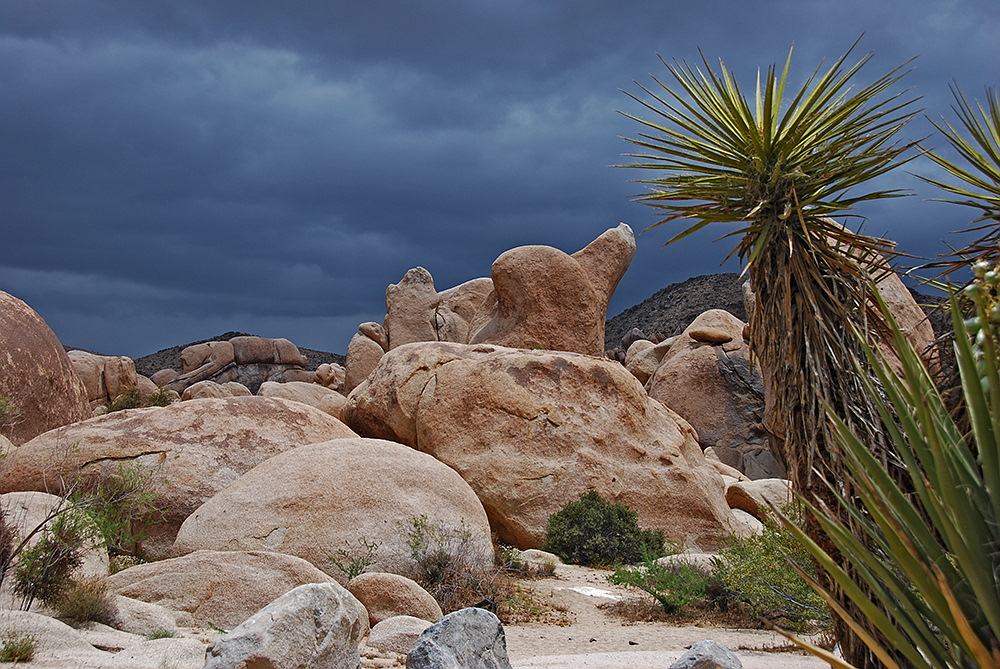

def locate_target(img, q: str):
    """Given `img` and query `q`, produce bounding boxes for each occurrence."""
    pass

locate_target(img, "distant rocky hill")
[604,272,947,351]
[133,331,346,378]
[605,273,747,349]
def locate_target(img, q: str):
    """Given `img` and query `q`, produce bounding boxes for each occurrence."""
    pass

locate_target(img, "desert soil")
[360,562,834,669]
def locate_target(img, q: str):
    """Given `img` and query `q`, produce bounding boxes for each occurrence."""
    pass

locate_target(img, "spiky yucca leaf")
[919,85,1000,277]
[781,279,1000,669]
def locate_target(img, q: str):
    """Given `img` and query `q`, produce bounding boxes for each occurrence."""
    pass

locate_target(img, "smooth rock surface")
[407,607,512,669]
[258,379,347,419]
[173,438,493,578]
[368,615,434,655]
[0,290,90,445]
[348,572,443,625]
[203,582,366,669]
[469,224,635,355]
[648,310,780,479]
[105,550,337,629]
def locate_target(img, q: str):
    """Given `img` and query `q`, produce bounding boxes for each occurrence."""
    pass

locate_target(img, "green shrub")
[143,387,175,407]
[72,462,164,561]
[13,511,92,609]
[0,635,37,663]
[609,554,711,613]
[106,386,175,413]
[52,575,118,625]
[326,538,380,581]
[542,490,664,567]
[106,386,145,412]
[146,628,175,640]
[712,510,830,630]
[403,515,496,614]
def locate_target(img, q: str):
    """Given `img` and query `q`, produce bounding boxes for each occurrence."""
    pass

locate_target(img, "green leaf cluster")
[609,554,710,614]
[622,37,916,271]
[542,489,664,567]
[713,512,830,630]
[920,85,1000,276]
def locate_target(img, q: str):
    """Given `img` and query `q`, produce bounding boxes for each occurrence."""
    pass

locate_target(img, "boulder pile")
[0,223,939,667]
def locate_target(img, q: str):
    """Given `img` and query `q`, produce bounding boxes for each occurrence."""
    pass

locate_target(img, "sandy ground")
[360,562,835,668]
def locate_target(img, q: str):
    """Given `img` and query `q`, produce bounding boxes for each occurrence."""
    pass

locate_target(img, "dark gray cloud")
[1,0,997,357]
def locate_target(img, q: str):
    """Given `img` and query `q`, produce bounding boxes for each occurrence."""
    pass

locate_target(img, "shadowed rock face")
[0,290,90,445]
[343,341,733,551]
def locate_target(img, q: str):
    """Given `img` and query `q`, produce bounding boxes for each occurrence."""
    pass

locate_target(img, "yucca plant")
[621,40,918,666]
[919,85,1000,277]
[781,269,1000,669]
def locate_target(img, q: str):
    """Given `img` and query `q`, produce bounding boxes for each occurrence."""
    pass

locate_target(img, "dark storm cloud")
[1,0,997,356]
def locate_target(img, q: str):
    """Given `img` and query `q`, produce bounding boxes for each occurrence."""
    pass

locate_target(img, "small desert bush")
[402,515,499,614]
[52,575,118,625]
[13,511,92,609]
[146,628,175,640]
[326,538,380,581]
[72,462,164,561]
[542,489,664,567]
[106,386,174,413]
[712,509,830,631]
[609,554,713,613]
[0,634,37,663]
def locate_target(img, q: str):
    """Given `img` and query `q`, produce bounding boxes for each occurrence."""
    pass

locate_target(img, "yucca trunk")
[750,223,905,668]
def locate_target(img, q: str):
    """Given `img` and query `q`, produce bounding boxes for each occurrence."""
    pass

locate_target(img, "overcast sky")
[2,1,997,358]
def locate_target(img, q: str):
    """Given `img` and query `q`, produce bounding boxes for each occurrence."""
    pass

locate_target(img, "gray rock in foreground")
[407,607,512,669]
[669,639,742,669]
[203,582,367,669]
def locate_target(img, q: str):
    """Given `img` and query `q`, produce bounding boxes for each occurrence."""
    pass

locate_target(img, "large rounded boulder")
[343,342,732,550]
[105,550,337,629]
[0,290,90,445]
[647,310,780,479]
[1,396,358,558]
[173,437,493,577]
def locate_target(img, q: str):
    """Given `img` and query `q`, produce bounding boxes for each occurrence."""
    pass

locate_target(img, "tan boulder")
[348,572,442,626]
[469,224,636,355]
[105,550,336,629]
[230,335,305,366]
[173,437,493,577]
[385,267,440,349]
[435,277,494,344]
[345,331,388,394]
[367,615,434,655]
[648,310,780,479]
[315,362,347,392]
[180,341,234,374]
[623,338,654,366]
[150,368,179,387]
[725,478,793,521]
[180,380,252,401]
[258,380,346,419]
[625,337,676,386]
[167,340,236,393]
[0,290,90,445]
[359,322,389,350]
[2,396,358,559]
[69,350,140,414]
[343,342,732,550]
